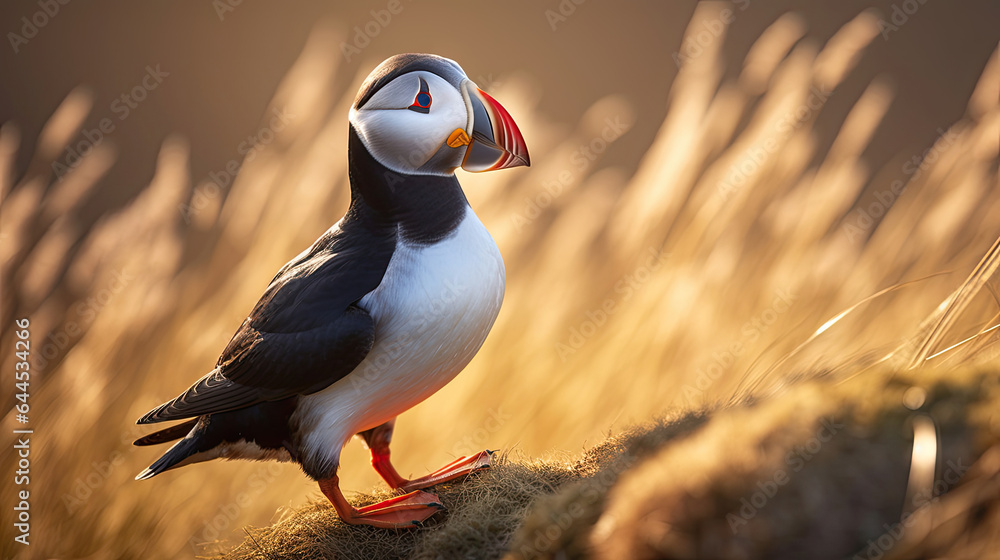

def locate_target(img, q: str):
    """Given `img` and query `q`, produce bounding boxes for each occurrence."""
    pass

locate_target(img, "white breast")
[293,206,505,469]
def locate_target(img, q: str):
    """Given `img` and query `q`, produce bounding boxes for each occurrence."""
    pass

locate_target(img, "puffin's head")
[350,53,530,176]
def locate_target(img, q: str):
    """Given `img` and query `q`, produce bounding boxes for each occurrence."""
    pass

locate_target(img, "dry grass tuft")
[222,454,575,560]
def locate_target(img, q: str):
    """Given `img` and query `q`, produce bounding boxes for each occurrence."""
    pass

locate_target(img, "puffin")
[133,53,529,528]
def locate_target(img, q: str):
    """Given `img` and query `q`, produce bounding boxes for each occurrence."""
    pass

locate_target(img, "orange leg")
[359,420,493,493]
[318,475,443,529]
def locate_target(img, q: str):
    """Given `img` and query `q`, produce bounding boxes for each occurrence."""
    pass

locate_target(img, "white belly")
[293,206,505,468]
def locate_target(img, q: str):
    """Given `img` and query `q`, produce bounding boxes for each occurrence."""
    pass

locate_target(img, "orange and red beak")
[461,84,530,172]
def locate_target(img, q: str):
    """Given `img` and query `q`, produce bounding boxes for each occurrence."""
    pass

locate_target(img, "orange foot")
[398,450,494,492]
[319,476,443,529]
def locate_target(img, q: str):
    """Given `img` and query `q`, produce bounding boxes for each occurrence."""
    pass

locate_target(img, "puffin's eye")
[408,77,432,114]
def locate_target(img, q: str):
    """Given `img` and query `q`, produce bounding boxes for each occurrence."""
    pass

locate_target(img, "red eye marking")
[409,77,431,113]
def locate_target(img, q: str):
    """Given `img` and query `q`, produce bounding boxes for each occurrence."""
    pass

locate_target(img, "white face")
[349,70,471,176]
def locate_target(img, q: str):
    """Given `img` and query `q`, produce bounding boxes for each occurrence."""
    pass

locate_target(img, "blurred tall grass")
[2,5,998,558]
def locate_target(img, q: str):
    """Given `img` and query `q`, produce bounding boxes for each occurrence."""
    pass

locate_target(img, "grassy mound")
[220,366,999,559]
[220,455,572,560]
[219,413,710,560]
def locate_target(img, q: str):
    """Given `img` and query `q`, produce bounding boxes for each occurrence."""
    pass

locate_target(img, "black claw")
[429,502,445,509]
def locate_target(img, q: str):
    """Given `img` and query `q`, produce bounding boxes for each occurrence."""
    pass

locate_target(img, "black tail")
[134,400,298,481]
[134,420,205,481]
[135,438,203,480]
[133,419,198,446]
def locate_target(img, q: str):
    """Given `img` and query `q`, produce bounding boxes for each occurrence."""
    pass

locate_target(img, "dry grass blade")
[904,234,1000,369]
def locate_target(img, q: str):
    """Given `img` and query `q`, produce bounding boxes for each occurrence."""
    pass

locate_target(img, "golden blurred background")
[1,1,999,558]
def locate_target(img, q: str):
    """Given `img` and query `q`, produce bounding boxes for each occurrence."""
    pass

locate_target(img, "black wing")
[137,208,396,425]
